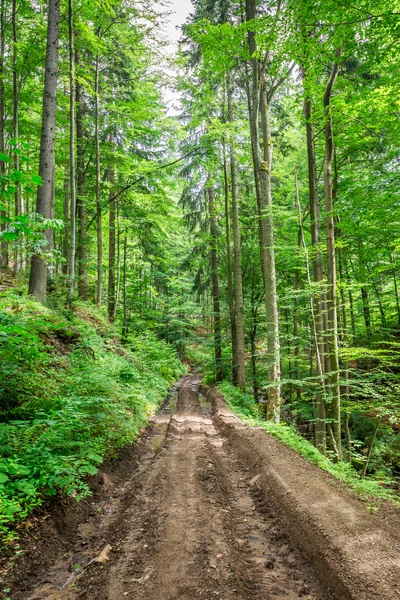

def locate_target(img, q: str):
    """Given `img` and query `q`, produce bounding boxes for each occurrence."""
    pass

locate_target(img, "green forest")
[1,0,400,546]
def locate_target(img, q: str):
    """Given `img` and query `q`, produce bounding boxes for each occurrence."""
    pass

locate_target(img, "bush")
[0,291,185,540]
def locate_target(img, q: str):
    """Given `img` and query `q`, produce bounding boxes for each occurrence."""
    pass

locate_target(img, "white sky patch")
[160,0,193,113]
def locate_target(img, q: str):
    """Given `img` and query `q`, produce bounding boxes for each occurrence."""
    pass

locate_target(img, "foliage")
[0,290,185,540]
[219,381,400,507]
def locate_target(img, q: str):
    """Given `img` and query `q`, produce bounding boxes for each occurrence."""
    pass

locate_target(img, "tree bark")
[95,52,102,306]
[28,0,60,303]
[108,167,116,322]
[304,95,327,449]
[62,167,69,274]
[228,79,246,389]
[122,235,128,341]
[245,0,281,421]
[208,183,223,383]
[76,56,88,300]
[111,205,121,322]
[67,0,76,306]
[12,0,20,273]
[223,147,238,383]
[0,0,8,269]
[323,51,341,458]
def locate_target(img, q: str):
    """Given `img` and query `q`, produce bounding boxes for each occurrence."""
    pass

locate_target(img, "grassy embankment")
[219,381,399,508]
[0,288,185,542]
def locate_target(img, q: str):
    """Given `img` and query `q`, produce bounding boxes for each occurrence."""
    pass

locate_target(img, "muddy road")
[8,375,400,600]
[10,375,325,600]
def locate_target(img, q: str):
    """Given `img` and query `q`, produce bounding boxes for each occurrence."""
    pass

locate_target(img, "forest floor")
[4,375,400,600]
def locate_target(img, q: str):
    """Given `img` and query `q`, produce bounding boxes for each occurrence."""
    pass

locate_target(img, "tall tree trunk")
[112,206,121,322]
[95,52,102,306]
[28,0,60,303]
[304,95,327,449]
[0,0,8,269]
[208,183,223,383]
[250,271,260,402]
[293,229,301,403]
[122,235,128,341]
[356,244,372,339]
[67,0,76,305]
[246,0,281,421]
[228,79,246,389]
[12,0,20,273]
[295,165,328,452]
[323,52,341,458]
[223,147,238,384]
[108,167,116,322]
[62,167,69,274]
[76,56,88,300]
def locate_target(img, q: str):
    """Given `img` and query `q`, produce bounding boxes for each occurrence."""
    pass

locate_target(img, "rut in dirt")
[20,375,327,600]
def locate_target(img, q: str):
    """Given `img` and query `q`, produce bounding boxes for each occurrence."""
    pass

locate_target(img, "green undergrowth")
[0,289,185,542]
[218,381,400,509]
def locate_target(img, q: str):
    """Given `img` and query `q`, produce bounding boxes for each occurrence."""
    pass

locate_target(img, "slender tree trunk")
[208,183,223,383]
[323,52,341,458]
[361,418,381,478]
[95,52,102,306]
[112,206,121,322]
[29,0,60,303]
[259,85,281,421]
[361,285,372,337]
[356,244,372,339]
[0,0,8,269]
[62,168,69,274]
[245,0,281,421]
[390,253,400,325]
[12,0,20,273]
[76,56,88,300]
[228,79,246,389]
[223,146,237,383]
[108,167,116,322]
[67,0,76,305]
[293,229,301,403]
[304,95,327,449]
[295,166,328,452]
[122,235,128,341]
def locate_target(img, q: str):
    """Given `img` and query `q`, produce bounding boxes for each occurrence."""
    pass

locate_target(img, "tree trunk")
[293,229,301,403]
[28,0,60,303]
[95,53,102,306]
[361,418,381,478]
[12,0,20,273]
[76,56,88,300]
[245,0,281,421]
[67,0,76,306]
[0,0,8,269]
[208,183,223,383]
[112,207,121,322]
[323,52,341,458]
[108,167,116,322]
[122,235,128,341]
[223,146,237,383]
[390,253,400,325]
[62,168,69,274]
[228,79,246,389]
[304,95,327,449]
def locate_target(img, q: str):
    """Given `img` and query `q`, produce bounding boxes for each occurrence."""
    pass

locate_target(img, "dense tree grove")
[1,0,400,503]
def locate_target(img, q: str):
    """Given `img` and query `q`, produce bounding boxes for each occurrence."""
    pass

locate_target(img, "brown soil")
[3,375,400,600]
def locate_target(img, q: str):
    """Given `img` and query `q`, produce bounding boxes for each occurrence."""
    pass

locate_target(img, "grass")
[218,381,400,508]
[0,289,185,542]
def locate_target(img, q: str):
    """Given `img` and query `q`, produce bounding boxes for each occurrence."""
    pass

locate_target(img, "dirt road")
[11,375,327,600]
